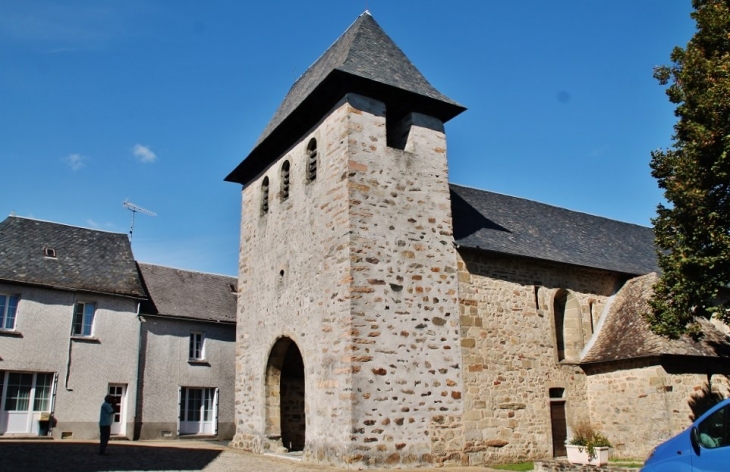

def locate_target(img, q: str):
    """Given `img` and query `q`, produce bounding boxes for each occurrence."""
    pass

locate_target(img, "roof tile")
[0,216,145,298]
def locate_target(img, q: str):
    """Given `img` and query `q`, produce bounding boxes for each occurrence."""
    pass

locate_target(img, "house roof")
[225,12,465,186]
[450,183,659,276]
[582,273,730,363]
[0,216,145,298]
[137,263,237,323]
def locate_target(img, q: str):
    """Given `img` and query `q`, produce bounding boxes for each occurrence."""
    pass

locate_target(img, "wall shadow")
[450,189,510,240]
[688,375,728,421]
[0,441,223,472]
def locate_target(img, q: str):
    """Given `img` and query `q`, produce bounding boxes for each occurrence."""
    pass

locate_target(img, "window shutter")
[214,387,219,436]
[49,373,59,434]
[176,386,182,437]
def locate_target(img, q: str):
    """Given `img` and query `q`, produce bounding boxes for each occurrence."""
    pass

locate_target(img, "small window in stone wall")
[588,301,595,334]
[386,108,411,150]
[549,387,565,399]
[280,160,290,200]
[261,176,270,215]
[306,138,317,182]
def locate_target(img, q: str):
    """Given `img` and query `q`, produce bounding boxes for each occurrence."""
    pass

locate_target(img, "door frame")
[107,383,127,436]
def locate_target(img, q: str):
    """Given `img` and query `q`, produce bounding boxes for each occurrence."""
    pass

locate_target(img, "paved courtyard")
[0,439,505,472]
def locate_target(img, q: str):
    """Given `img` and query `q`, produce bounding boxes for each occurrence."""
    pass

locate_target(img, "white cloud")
[132,144,157,163]
[64,153,85,171]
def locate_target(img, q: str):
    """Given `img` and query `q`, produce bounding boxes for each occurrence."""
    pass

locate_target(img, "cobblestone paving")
[0,439,505,472]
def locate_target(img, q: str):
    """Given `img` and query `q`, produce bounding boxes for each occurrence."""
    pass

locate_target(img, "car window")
[697,405,728,449]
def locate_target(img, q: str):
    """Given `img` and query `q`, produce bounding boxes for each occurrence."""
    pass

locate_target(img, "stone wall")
[232,92,463,468]
[456,249,622,464]
[344,94,463,467]
[232,94,353,457]
[534,461,627,472]
[583,357,730,459]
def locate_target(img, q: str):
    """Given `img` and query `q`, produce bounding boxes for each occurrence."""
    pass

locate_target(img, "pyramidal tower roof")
[226,12,466,185]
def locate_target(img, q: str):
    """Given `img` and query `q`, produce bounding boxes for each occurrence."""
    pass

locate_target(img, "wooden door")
[550,401,567,457]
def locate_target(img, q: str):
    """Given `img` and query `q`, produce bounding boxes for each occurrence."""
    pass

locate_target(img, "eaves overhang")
[0,277,147,301]
[225,70,465,187]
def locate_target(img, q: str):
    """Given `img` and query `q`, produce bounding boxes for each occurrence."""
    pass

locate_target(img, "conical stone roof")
[226,12,465,185]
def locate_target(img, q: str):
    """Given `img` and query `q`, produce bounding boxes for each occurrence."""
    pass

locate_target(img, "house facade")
[0,216,144,439]
[0,217,238,442]
[135,263,237,440]
[226,12,730,467]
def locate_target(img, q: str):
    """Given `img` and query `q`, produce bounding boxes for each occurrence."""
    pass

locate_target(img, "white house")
[0,216,145,439]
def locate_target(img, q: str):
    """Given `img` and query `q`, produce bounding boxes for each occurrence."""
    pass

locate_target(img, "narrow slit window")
[281,161,290,200]
[306,138,317,182]
[261,176,270,215]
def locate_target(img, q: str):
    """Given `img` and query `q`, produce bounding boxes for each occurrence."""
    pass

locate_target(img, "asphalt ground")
[0,439,506,472]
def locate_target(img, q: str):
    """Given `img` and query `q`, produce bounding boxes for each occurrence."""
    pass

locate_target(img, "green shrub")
[568,421,612,461]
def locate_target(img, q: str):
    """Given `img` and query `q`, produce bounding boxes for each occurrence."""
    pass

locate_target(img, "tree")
[648,0,730,338]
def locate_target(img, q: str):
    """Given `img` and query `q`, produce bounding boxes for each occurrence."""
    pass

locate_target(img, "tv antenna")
[123,200,156,242]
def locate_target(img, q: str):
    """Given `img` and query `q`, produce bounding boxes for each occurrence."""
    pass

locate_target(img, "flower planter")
[566,444,610,466]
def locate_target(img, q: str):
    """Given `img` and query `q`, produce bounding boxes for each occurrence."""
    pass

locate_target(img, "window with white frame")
[189,332,205,360]
[72,302,96,336]
[0,294,19,330]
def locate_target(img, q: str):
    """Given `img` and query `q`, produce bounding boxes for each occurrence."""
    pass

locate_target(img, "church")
[225,12,730,468]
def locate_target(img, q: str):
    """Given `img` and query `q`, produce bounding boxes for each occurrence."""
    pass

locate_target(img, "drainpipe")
[64,295,77,391]
[133,302,144,440]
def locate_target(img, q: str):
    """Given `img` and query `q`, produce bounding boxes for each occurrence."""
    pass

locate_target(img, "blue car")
[641,397,730,471]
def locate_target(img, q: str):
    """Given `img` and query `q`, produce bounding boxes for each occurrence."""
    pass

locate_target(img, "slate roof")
[137,263,237,323]
[450,183,659,276]
[0,216,145,298]
[226,12,465,186]
[582,273,730,363]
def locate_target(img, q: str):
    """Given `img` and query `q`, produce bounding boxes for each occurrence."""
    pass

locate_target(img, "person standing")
[99,395,115,455]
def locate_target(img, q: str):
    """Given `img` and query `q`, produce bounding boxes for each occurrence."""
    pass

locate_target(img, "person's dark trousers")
[99,425,111,454]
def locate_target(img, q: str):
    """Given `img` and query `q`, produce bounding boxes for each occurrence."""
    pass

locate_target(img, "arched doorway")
[265,337,305,452]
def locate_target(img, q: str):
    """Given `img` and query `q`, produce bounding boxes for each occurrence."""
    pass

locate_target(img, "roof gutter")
[139,312,236,326]
[0,277,147,301]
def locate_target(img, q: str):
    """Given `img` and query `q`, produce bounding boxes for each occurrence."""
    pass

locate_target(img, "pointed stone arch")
[265,337,305,452]
[553,289,583,362]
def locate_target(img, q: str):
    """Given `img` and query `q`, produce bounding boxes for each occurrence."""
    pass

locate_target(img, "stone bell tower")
[226,12,466,467]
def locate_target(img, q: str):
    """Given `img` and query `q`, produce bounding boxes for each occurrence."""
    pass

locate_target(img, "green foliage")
[569,421,612,461]
[649,0,730,338]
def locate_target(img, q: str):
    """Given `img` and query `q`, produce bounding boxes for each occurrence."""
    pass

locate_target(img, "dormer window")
[280,160,290,200]
[44,248,56,258]
[261,176,270,215]
[306,138,317,182]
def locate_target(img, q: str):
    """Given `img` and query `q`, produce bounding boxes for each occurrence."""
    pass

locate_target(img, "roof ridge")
[5,215,127,236]
[137,261,237,279]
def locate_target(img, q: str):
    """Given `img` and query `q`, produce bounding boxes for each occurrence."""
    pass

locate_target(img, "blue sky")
[0,1,694,276]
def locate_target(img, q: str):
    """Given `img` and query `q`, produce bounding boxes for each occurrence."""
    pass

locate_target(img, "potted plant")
[566,421,612,466]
